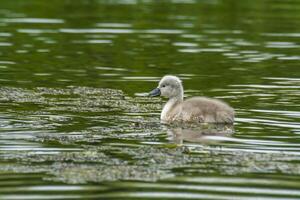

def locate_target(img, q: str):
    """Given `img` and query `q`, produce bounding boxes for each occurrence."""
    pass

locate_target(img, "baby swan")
[149,75,234,124]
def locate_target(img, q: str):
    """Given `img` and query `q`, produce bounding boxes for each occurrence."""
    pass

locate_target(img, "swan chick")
[149,75,234,124]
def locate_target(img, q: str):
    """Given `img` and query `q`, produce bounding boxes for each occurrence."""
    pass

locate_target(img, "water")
[0,0,300,199]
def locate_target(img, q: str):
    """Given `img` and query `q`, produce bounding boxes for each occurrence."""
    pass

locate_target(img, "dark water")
[0,0,300,199]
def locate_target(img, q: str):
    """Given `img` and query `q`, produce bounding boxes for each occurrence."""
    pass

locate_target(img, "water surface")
[0,0,300,199]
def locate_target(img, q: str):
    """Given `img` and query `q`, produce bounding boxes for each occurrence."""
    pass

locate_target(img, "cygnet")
[149,75,234,124]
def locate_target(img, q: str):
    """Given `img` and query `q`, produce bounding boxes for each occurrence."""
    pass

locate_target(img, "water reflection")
[166,124,234,145]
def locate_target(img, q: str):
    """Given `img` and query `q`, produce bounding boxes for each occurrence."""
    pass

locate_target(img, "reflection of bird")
[167,124,234,145]
[149,75,234,124]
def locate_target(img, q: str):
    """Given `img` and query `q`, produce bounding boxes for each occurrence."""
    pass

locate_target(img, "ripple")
[59,28,184,34]
[0,42,12,46]
[173,42,198,47]
[0,61,15,65]
[37,49,50,53]
[17,29,57,34]
[142,29,184,34]
[262,33,300,37]
[60,28,133,34]
[265,41,299,48]
[231,84,300,89]
[96,23,132,28]
[95,66,128,71]
[172,0,196,4]
[250,109,300,118]
[100,191,300,200]
[72,39,112,44]
[240,53,281,62]
[181,34,203,38]
[179,48,229,53]
[263,77,300,82]
[238,117,300,129]
[15,50,28,53]
[122,76,160,81]
[116,182,300,196]
[85,34,117,39]
[0,18,64,24]
[204,30,243,34]
[0,32,12,37]
[33,73,52,76]
[277,56,300,60]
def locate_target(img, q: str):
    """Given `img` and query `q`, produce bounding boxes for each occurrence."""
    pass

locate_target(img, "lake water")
[0,0,300,199]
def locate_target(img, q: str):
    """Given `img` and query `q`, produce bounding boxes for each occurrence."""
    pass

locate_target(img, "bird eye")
[162,85,166,88]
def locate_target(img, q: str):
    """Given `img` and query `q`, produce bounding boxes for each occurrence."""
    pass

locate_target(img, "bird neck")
[171,93,183,102]
[161,95,183,121]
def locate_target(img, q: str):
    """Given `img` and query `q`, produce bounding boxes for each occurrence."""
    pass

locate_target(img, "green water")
[0,0,300,199]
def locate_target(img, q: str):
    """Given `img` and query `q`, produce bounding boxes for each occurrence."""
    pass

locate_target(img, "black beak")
[149,88,161,97]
